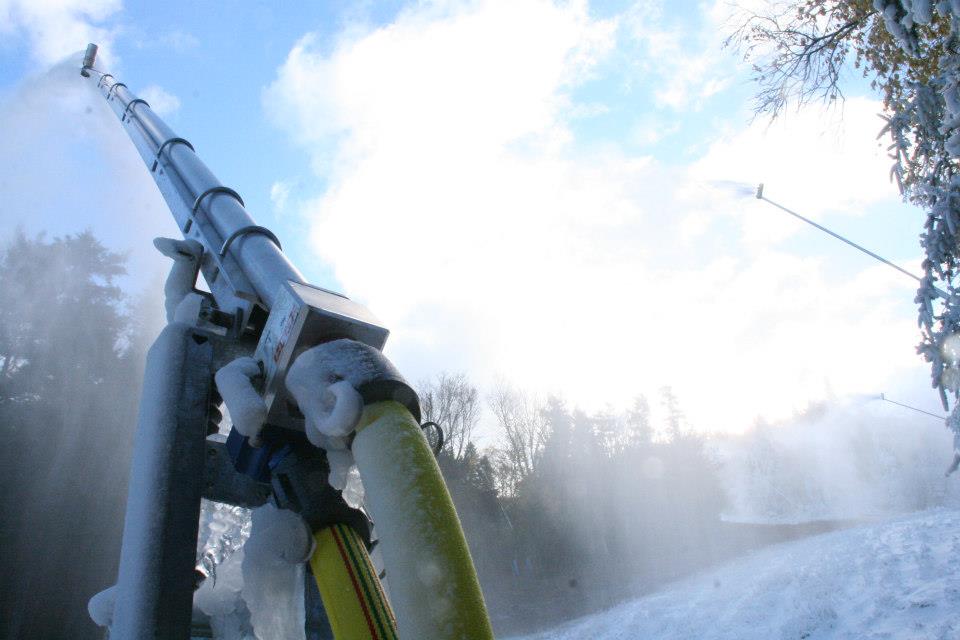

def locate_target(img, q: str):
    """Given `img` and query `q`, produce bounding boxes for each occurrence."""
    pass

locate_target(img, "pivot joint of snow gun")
[268,437,374,545]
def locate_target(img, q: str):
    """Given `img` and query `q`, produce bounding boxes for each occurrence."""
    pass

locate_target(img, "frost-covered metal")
[82,42,491,640]
[82,59,302,327]
[111,323,213,638]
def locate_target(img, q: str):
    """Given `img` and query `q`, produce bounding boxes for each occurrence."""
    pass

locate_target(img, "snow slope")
[511,509,960,640]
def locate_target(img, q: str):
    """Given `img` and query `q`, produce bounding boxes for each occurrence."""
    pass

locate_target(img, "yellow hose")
[310,523,398,640]
[352,401,495,640]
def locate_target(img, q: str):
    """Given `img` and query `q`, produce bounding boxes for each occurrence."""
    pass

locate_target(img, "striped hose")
[310,524,398,640]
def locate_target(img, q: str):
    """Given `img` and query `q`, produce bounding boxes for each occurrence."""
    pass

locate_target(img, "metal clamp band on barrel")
[185,187,245,233]
[219,226,282,257]
[122,98,150,123]
[151,137,195,172]
[192,186,244,214]
[106,82,127,100]
[97,73,114,89]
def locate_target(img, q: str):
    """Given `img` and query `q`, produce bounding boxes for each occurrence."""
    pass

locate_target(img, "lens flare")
[942,333,960,365]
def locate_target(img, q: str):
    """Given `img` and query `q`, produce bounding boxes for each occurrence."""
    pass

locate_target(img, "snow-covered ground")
[511,509,960,640]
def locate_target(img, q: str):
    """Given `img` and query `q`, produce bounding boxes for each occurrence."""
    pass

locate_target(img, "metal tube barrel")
[81,58,303,311]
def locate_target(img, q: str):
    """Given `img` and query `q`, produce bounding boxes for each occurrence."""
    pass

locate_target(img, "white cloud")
[686,97,897,247]
[138,84,180,117]
[128,28,200,53]
[0,0,121,66]
[266,1,614,156]
[267,0,926,432]
[158,29,199,52]
[629,113,679,145]
[270,179,292,213]
[621,0,738,111]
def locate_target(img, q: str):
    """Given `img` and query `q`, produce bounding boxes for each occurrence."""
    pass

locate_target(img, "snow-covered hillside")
[511,509,960,640]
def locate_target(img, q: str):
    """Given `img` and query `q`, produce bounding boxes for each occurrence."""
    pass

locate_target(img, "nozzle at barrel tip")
[755,183,764,200]
[80,43,98,77]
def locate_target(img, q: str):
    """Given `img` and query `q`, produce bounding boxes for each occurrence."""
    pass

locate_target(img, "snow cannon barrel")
[81,43,98,76]
[80,55,307,332]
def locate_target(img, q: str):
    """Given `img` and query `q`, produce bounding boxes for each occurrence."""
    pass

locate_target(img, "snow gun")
[80,43,493,639]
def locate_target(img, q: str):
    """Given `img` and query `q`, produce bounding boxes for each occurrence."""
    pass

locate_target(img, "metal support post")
[111,324,214,638]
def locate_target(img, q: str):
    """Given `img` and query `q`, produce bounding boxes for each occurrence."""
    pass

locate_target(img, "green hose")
[352,401,494,640]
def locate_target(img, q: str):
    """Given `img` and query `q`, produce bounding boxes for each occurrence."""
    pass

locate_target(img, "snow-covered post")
[111,323,214,638]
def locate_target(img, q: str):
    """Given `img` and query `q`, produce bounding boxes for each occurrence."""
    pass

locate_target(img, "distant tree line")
[418,375,727,633]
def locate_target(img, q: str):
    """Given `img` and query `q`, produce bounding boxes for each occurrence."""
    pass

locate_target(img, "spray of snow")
[701,180,758,199]
[0,52,177,288]
[715,398,960,524]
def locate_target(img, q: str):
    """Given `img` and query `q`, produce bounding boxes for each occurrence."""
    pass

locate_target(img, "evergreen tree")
[625,394,652,448]
[659,385,685,440]
[0,231,147,640]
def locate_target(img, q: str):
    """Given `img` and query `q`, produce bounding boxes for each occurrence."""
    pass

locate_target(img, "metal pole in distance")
[879,392,946,421]
[755,183,927,285]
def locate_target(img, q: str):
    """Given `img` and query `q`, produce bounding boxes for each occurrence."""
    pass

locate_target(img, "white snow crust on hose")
[285,370,363,444]
[215,357,268,446]
[285,349,367,506]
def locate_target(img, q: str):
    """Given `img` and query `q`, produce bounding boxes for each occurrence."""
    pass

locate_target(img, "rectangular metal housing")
[255,280,389,429]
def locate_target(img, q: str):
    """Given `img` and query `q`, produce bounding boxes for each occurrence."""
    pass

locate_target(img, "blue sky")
[0,0,941,435]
